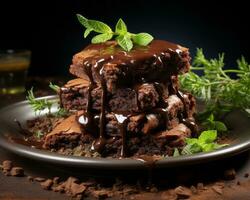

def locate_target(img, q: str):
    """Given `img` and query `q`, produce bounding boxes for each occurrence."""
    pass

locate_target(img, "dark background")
[1,0,249,76]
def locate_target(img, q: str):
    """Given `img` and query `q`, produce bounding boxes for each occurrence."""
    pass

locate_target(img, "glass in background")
[0,50,31,94]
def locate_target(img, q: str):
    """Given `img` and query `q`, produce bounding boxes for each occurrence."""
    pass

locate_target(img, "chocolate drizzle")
[169,77,198,135]
[77,40,191,157]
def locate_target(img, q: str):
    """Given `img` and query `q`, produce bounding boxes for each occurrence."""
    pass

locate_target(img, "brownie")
[60,78,174,113]
[69,40,190,93]
[44,93,195,150]
[43,114,83,149]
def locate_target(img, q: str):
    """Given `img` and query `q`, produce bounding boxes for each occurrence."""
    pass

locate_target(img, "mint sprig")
[202,114,227,132]
[76,14,154,51]
[181,130,228,155]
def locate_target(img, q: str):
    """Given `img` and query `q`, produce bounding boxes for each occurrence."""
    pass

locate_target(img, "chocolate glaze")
[77,40,192,157]
[169,77,198,135]
[83,40,184,68]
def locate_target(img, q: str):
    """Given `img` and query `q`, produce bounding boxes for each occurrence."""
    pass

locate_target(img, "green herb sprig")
[179,48,250,118]
[181,130,228,155]
[76,14,154,51]
[34,130,43,139]
[49,82,60,93]
[202,114,227,132]
[26,88,53,114]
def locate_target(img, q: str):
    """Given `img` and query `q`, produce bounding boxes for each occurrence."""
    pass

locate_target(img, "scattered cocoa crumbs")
[2,160,13,171]
[34,177,46,182]
[149,186,158,193]
[70,183,86,196]
[223,168,236,180]
[197,182,204,190]
[190,185,197,194]
[212,185,223,195]
[10,167,24,177]
[53,177,60,184]
[52,183,65,193]
[41,179,53,190]
[91,189,111,199]
[174,186,192,199]
[27,176,34,182]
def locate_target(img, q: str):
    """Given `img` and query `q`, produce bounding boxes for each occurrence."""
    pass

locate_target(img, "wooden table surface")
[0,78,250,200]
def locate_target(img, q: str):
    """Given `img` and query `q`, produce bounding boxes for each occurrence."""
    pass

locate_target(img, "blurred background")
[1,0,249,77]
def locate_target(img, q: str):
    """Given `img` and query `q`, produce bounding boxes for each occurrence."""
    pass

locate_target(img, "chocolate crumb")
[52,183,65,193]
[244,173,249,178]
[27,176,34,182]
[223,168,236,180]
[41,179,53,190]
[190,185,197,194]
[75,194,83,200]
[34,177,46,182]
[174,186,192,199]
[70,183,86,196]
[197,183,204,190]
[237,181,241,185]
[3,170,11,176]
[150,186,158,193]
[91,189,111,199]
[2,160,13,171]
[53,177,60,184]
[10,167,24,177]
[212,185,223,195]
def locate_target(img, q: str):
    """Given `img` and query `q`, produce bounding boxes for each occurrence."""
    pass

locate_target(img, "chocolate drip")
[168,78,197,134]
[176,90,188,119]
[76,41,191,156]
[79,64,96,134]
[114,113,129,157]
[91,76,107,153]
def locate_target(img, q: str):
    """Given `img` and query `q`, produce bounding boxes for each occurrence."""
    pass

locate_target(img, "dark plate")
[0,96,249,170]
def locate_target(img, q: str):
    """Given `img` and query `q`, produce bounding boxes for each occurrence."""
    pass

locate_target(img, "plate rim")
[0,95,249,169]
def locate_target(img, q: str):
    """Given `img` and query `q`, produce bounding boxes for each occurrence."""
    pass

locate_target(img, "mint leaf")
[215,121,227,132]
[76,14,89,28]
[88,20,113,34]
[115,18,127,34]
[84,28,93,38]
[91,33,113,44]
[202,114,227,132]
[185,138,198,145]
[182,143,202,155]
[199,130,217,143]
[76,15,154,51]
[116,34,133,51]
[201,143,216,152]
[208,114,214,122]
[132,33,153,46]
[173,148,180,157]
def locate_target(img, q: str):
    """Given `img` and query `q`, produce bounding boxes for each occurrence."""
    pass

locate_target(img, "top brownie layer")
[69,40,190,93]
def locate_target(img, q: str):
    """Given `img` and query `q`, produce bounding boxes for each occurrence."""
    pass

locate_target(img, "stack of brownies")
[44,40,197,157]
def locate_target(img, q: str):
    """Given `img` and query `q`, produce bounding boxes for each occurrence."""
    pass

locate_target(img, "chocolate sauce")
[114,113,129,157]
[78,40,187,156]
[168,77,198,135]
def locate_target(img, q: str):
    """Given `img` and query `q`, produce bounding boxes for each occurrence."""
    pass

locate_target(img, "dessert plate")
[0,96,249,170]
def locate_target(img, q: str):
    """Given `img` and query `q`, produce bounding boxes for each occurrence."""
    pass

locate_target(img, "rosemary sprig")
[26,88,53,114]
[49,82,60,93]
[179,48,250,118]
